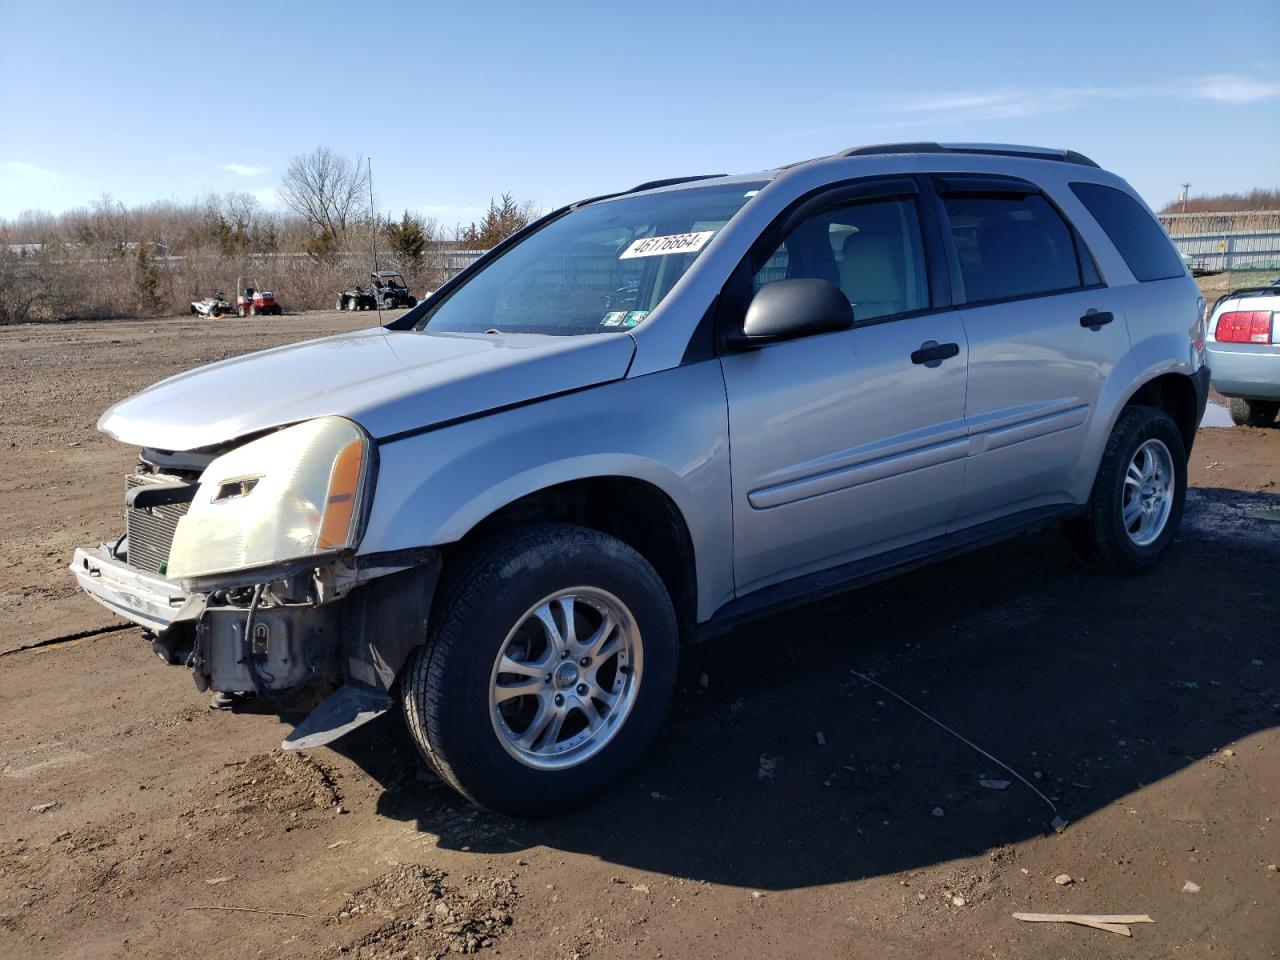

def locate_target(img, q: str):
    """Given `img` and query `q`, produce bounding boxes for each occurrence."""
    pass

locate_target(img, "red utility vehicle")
[236,276,282,317]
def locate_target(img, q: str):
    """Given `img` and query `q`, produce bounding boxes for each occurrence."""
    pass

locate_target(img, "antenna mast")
[368,156,382,321]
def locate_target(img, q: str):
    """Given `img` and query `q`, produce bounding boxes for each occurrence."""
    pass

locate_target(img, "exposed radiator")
[125,474,191,576]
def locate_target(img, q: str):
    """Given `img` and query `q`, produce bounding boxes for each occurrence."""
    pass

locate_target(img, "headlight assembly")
[167,417,372,582]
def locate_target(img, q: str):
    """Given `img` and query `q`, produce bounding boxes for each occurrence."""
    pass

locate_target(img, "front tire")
[1063,406,1187,574]
[401,523,678,817]
[1229,397,1279,427]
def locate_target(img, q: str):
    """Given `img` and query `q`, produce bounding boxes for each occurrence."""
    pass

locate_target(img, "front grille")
[125,474,191,575]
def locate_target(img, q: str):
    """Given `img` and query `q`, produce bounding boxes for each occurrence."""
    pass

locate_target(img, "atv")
[236,276,283,317]
[190,293,234,318]
[335,285,378,311]
[368,271,417,310]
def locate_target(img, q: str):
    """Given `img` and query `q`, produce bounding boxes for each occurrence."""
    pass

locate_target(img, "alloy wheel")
[488,587,642,771]
[1122,438,1175,546]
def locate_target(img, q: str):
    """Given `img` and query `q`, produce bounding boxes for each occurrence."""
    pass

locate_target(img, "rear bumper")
[70,545,189,630]
[1206,343,1280,400]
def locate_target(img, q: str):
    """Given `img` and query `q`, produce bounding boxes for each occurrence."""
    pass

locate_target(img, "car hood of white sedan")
[98,326,637,451]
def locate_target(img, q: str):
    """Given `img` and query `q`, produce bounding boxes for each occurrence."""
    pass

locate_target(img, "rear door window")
[1070,182,1185,282]
[940,192,1085,303]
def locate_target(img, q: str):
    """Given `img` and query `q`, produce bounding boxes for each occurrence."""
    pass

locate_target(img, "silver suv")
[72,143,1208,815]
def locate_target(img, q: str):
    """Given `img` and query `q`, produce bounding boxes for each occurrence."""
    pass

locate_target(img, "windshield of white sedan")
[417,181,765,335]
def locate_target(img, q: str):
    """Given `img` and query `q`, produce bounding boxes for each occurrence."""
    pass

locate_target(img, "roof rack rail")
[628,174,727,192]
[835,141,946,158]
[833,142,1099,168]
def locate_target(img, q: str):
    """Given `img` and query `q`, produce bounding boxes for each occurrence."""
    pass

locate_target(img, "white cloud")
[886,87,1114,124]
[0,160,58,181]
[882,75,1279,126]
[222,163,269,177]
[883,89,1079,125]
[895,91,1041,117]
[1193,74,1280,104]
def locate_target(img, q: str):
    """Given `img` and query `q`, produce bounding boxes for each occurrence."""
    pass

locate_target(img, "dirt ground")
[1,308,1278,960]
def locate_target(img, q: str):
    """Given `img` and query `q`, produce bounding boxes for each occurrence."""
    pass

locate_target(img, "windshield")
[417,181,764,335]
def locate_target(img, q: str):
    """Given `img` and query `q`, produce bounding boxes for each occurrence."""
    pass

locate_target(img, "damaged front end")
[70,417,439,749]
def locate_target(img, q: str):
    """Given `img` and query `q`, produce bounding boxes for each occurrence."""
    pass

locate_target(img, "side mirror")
[737,278,854,347]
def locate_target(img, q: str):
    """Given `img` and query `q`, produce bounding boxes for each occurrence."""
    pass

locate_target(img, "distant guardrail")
[1158,211,1280,273]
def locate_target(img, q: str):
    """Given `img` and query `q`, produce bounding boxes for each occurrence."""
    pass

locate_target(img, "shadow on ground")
[328,488,1280,890]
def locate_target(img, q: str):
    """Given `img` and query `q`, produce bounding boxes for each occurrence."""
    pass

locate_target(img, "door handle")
[1080,309,1114,330]
[911,340,960,366]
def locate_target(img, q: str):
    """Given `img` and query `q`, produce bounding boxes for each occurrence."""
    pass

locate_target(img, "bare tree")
[279,147,369,248]
[0,184,540,321]
[0,246,86,323]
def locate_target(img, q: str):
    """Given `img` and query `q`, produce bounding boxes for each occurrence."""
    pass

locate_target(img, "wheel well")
[444,478,699,644]
[1124,373,1198,450]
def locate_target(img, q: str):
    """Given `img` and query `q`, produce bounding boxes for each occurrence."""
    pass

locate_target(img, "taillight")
[1215,311,1275,344]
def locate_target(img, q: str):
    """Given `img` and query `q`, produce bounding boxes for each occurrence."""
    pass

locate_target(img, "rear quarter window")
[1070,182,1185,282]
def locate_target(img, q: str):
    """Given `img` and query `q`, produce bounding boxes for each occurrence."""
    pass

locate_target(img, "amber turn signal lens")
[317,438,365,550]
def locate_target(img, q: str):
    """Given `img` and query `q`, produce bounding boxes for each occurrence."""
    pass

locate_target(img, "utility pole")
[1180,182,1191,213]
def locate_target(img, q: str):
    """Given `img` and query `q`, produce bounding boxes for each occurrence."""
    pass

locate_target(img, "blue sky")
[1,0,1277,224]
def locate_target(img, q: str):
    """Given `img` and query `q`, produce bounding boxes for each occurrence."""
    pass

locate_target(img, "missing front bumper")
[69,545,440,746]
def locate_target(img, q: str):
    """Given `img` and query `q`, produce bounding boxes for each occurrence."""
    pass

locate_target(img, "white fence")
[1158,212,1280,273]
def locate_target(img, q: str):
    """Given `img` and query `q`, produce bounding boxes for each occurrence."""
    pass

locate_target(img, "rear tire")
[1062,405,1187,574]
[400,523,678,817]
[347,298,358,311]
[238,305,248,318]
[335,298,344,311]
[1229,397,1279,427]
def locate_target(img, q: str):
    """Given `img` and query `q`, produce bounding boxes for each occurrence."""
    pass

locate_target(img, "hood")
[99,327,636,451]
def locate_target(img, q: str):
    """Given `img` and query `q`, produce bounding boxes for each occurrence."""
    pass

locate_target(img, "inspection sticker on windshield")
[600,310,649,328]
[619,230,715,260]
